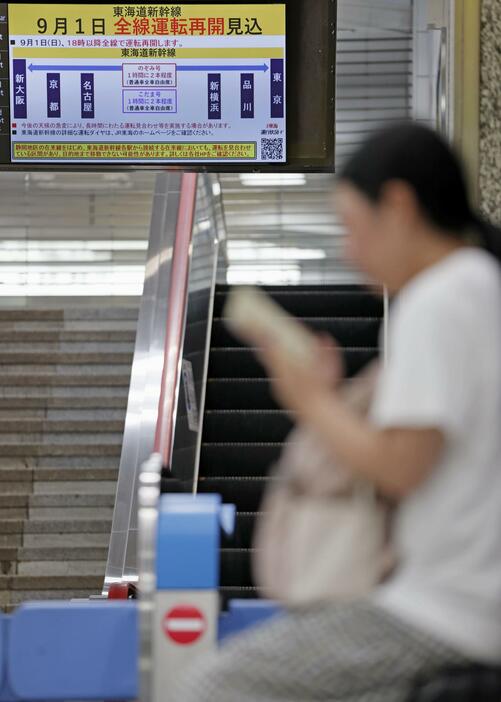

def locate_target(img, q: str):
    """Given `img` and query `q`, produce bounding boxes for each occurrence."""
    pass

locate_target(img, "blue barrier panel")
[8,602,138,701]
[220,503,236,536]
[219,600,282,642]
[156,494,222,590]
[0,614,12,702]
[0,614,4,690]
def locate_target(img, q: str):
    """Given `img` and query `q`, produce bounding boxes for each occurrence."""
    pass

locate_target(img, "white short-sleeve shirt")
[371,247,501,663]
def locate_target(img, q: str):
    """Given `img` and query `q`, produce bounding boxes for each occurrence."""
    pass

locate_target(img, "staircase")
[0,303,138,610]
[196,284,383,601]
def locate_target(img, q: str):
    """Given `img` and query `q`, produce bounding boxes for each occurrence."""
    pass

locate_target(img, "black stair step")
[199,443,282,477]
[210,318,381,349]
[213,290,383,318]
[216,284,372,294]
[205,379,278,411]
[205,377,361,411]
[208,348,378,380]
[203,410,293,443]
[220,549,254,588]
[221,513,258,550]
[200,285,385,598]
[198,477,269,511]
[219,587,260,608]
[208,349,265,379]
[160,477,193,494]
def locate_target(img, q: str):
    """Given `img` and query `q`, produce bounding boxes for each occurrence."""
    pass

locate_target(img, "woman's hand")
[255,333,441,500]
[255,333,344,417]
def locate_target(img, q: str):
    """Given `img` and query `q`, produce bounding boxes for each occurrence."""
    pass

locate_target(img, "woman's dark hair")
[339,122,501,263]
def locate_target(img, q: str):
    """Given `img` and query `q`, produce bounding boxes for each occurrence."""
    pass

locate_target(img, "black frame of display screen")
[0,0,336,172]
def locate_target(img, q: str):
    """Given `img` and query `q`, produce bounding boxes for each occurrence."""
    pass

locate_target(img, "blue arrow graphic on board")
[178,63,269,72]
[28,63,269,73]
[29,64,122,72]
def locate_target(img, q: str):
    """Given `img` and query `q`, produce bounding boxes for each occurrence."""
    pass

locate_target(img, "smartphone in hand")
[223,286,317,365]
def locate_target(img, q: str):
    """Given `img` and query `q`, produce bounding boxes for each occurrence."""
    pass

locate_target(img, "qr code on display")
[261,138,284,161]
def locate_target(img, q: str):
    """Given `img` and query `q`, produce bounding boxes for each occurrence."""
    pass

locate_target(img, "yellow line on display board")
[13,48,284,59]
[13,142,257,160]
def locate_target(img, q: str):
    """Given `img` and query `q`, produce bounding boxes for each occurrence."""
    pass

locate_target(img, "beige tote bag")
[252,428,388,606]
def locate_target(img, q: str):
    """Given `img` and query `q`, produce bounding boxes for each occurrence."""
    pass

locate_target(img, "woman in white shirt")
[175,123,501,701]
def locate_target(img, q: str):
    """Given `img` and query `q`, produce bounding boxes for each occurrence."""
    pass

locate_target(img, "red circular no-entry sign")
[163,605,207,645]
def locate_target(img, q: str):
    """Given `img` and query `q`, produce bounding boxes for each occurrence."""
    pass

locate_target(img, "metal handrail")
[154,173,198,468]
[436,28,448,136]
[191,176,225,493]
[138,452,162,702]
[137,175,222,702]
[104,172,198,592]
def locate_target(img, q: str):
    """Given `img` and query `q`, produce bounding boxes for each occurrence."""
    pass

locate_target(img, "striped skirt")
[172,601,466,702]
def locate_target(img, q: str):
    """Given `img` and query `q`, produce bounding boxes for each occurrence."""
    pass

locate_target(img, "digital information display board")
[0,4,286,165]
